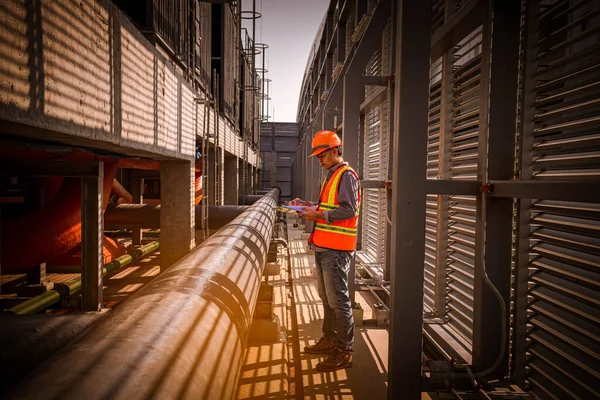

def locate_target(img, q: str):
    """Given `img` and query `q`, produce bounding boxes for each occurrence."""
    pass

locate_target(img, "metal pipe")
[104,205,249,230]
[7,241,160,315]
[474,191,508,379]
[4,188,280,399]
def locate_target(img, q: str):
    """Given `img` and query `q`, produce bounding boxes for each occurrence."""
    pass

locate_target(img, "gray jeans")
[314,250,355,351]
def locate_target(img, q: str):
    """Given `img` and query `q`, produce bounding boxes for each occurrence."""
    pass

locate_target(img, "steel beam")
[360,75,389,86]
[342,74,363,305]
[425,179,480,195]
[388,1,432,399]
[489,180,600,203]
[342,76,362,180]
[0,160,102,177]
[80,161,104,312]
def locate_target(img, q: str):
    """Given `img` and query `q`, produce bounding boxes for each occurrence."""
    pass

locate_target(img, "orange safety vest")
[308,165,361,251]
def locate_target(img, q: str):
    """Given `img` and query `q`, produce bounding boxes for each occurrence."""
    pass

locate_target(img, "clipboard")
[274,205,317,214]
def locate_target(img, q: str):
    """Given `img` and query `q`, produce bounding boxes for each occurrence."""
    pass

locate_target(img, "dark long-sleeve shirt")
[311,161,360,252]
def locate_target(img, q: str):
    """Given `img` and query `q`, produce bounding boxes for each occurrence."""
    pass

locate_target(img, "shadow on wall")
[0,0,195,158]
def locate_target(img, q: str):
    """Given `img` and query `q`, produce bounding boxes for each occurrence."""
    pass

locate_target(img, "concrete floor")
[237,217,394,400]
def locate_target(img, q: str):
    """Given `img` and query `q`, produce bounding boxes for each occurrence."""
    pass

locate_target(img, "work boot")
[316,347,353,372]
[304,336,336,354]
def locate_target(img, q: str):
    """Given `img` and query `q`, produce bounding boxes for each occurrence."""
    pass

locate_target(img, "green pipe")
[8,241,160,315]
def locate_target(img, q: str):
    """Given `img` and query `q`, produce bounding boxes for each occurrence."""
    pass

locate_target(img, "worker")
[290,130,361,372]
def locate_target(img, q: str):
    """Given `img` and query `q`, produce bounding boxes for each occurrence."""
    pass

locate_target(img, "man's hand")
[299,208,324,221]
[289,198,310,206]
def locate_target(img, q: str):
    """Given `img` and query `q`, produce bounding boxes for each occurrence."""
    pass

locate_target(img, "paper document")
[274,205,317,213]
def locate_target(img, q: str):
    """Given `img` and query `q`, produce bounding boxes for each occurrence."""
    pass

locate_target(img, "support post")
[160,160,195,268]
[472,0,520,375]
[208,147,217,206]
[224,156,239,205]
[246,164,254,195]
[131,178,144,245]
[342,75,362,305]
[388,1,432,399]
[81,161,104,312]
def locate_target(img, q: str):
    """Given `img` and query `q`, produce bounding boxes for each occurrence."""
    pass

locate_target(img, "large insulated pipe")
[4,188,280,400]
[104,205,249,230]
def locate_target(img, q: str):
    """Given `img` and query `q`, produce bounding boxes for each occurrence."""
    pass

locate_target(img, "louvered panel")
[447,194,476,345]
[361,104,386,263]
[382,20,393,76]
[424,194,438,313]
[450,28,482,181]
[428,58,443,181]
[432,0,445,34]
[521,2,600,398]
[333,40,338,72]
[345,6,356,58]
[424,54,444,316]
[533,0,600,180]
[364,40,383,98]
[525,199,600,399]
[454,0,467,15]
[333,4,339,28]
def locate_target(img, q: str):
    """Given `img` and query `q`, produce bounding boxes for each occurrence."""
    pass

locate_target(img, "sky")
[242,0,330,122]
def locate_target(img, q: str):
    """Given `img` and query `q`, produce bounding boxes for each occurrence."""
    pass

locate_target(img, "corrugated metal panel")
[424,57,443,314]
[221,4,237,120]
[424,193,438,314]
[521,1,600,398]
[362,106,382,262]
[361,98,388,265]
[446,27,482,347]
[450,27,482,181]
[428,58,443,180]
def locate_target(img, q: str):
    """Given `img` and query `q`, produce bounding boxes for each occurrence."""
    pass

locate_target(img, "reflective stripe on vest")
[309,165,360,251]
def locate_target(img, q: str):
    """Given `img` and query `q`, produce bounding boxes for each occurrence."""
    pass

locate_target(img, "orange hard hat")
[309,130,343,157]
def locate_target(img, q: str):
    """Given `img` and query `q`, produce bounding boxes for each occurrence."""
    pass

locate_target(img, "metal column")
[131,178,144,245]
[160,160,195,269]
[472,0,521,374]
[81,161,104,312]
[342,75,362,304]
[513,0,538,386]
[388,1,432,399]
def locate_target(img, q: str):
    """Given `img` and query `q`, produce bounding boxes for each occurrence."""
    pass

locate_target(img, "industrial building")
[0,0,598,399]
